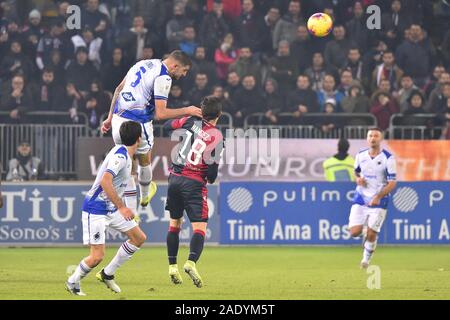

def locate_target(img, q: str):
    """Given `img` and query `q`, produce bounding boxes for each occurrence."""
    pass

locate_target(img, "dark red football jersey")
[164,116,224,184]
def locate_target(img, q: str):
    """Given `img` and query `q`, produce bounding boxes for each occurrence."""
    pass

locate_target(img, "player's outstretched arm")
[154,99,202,120]
[101,78,126,134]
[100,172,134,220]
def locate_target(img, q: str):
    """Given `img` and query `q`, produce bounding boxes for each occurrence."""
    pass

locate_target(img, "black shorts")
[165,174,209,223]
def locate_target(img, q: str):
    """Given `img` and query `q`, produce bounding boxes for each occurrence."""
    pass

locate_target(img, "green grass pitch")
[0,246,449,300]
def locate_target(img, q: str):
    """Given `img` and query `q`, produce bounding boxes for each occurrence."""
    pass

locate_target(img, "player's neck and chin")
[368,145,382,157]
[125,145,138,158]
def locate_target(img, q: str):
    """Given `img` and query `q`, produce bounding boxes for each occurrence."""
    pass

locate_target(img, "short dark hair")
[201,96,222,121]
[338,138,350,153]
[42,67,54,74]
[169,50,192,67]
[368,127,383,133]
[119,121,142,146]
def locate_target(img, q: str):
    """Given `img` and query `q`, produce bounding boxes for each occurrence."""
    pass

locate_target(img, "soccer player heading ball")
[101,50,202,214]
[163,96,224,288]
[348,128,397,269]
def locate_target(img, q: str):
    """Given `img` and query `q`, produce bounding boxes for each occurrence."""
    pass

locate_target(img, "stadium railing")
[389,113,445,140]
[0,111,90,179]
[244,113,378,139]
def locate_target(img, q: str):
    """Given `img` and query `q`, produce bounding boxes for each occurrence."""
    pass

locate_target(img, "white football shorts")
[348,204,387,233]
[82,210,138,245]
[112,114,154,154]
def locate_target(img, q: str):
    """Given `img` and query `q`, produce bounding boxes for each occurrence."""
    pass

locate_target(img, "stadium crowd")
[0,0,449,138]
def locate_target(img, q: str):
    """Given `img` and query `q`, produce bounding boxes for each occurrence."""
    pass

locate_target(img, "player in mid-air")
[348,127,397,269]
[66,121,146,295]
[163,96,224,288]
[101,50,202,214]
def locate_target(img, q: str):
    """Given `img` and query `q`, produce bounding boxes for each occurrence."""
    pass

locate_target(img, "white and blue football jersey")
[114,59,172,123]
[82,145,132,215]
[353,149,397,209]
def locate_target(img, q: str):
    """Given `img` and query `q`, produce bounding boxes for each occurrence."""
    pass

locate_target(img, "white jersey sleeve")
[354,152,361,173]
[386,155,397,181]
[105,152,127,177]
[153,75,172,100]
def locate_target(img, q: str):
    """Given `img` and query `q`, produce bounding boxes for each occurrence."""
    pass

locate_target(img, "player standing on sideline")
[101,50,202,213]
[163,96,224,288]
[348,128,397,269]
[66,121,147,296]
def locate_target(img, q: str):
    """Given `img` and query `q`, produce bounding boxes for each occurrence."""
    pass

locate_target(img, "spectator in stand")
[341,82,370,114]
[168,84,190,109]
[317,98,340,135]
[224,71,241,103]
[65,83,85,124]
[371,50,403,94]
[129,0,169,32]
[118,16,163,64]
[290,25,314,74]
[32,68,65,112]
[337,69,358,96]
[403,90,427,115]
[363,40,388,80]
[6,141,45,181]
[101,47,128,93]
[21,9,44,57]
[36,21,66,71]
[166,2,193,51]
[232,75,265,126]
[178,25,198,58]
[261,6,280,56]
[0,40,34,81]
[395,74,419,112]
[65,47,99,93]
[286,75,320,122]
[342,47,366,87]
[0,74,33,122]
[81,0,110,39]
[234,0,265,53]
[269,40,298,94]
[47,49,66,84]
[324,25,357,71]
[211,84,235,115]
[263,78,284,124]
[371,78,392,102]
[430,82,450,115]
[345,1,370,53]
[423,65,446,98]
[305,52,339,92]
[214,33,238,82]
[70,27,104,69]
[187,73,210,106]
[83,80,111,129]
[272,0,304,50]
[229,46,261,86]
[207,0,241,19]
[381,0,411,50]
[199,0,229,58]
[395,24,435,87]
[184,46,218,90]
[370,91,399,131]
[427,72,450,112]
[317,74,345,112]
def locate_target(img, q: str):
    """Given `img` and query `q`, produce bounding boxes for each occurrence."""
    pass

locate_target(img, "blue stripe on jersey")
[154,95,168,100]
[352,192,389,209]
[382,149,392,159]
[115,146,128,160]
[160,62,169,76]
[358,148,369,154]
[106,169,117,177]
[119,109,152,123]
[82,185,110,214]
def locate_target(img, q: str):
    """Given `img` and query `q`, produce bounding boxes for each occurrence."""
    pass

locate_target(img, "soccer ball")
[307,13,333,37]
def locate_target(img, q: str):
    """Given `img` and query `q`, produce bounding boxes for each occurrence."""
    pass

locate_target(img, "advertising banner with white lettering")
[219,182,450,244]
[76,138,450,182]
[0,183,219,245]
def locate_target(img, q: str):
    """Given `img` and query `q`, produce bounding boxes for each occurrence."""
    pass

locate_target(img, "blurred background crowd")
[0,0,449,138]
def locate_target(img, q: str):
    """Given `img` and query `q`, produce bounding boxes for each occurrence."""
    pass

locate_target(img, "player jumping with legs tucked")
[163,96,224,288]
[348,127,397,269]
[101,50,202,212]
[66,121,146,295]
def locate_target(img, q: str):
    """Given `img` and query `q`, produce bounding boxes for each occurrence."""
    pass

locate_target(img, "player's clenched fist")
[119,207,135,221]
[101,117,112,134]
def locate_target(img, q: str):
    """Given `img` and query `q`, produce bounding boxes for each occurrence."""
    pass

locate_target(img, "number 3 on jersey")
[131,66,147,88]
[179,131,207,166]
